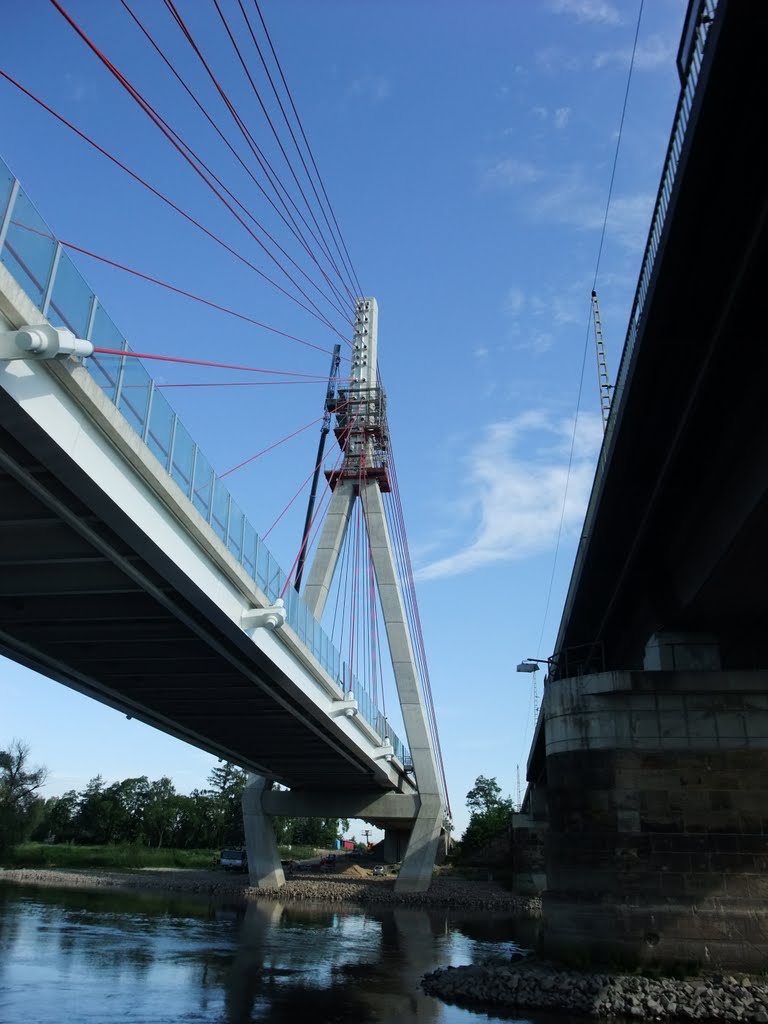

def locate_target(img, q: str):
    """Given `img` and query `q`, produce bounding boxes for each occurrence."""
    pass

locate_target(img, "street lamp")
[516,659,545,717]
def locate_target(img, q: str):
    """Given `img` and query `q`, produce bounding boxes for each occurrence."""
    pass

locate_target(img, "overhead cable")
[211,0,354,305]
[162,0,355,320]
[0,70,352,345]
[118,0,354,317]
[47,0,351,339]
[252,0,365,298]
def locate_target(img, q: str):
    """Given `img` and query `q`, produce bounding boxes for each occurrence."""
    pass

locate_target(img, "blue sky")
[1,0,686,837]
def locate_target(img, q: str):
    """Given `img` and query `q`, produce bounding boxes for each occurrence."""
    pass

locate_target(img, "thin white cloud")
[480,155,654,253]
[535,46,583,73]
[551,0,621,24]
[523,331,555,354]
[504,286,526,316]
[416,410,603,581]
[594,34,675,71]
[482,158,540,189]
[350,75,391,101]
[532,176,654,251]
[529,105,571,130]
[554,106,572,130]
[503,280,587,354]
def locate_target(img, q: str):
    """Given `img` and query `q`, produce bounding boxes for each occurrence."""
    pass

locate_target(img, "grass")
[3,842,328,872]
[3,843,218,871]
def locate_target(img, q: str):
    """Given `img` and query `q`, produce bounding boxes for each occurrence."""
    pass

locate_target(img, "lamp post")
[516,658,547,718]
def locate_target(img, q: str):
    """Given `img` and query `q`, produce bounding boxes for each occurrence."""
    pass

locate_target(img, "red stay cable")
[238,0,357,305]
[0,71,351,345]
[156,380,340,389]
[219,416,324,480]
[117,0,353,317]
[252,0,364,298]
[92,347,335,379]
[265,413,355,544]
[220,397,351,479]
[161,0,351,320]
[62,239,336,356]
[47,0,349,339]
[280,415,358,598]
[9,219,338,357]
[211,0,352,304]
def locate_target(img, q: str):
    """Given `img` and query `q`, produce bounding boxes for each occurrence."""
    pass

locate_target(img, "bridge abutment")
[538,669,768,969]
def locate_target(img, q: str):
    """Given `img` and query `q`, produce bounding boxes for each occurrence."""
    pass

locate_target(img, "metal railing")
[0,155,406,764]
[552,0,720,675]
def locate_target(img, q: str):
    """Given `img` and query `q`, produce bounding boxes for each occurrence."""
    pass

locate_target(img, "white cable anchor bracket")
[330,691,359,719]
[374,738,395,763]
[241,599,286,631]
[0,324,94,361]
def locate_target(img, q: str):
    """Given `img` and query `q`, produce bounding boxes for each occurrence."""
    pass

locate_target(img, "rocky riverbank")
[0,866,538,913]
[422,962,768,1021]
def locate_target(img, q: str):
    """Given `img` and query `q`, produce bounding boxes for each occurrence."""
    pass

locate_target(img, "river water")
[0,882,543,1023]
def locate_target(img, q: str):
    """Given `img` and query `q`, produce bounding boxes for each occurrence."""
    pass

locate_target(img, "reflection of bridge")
[521,0,768,967]
[0,155,445,891]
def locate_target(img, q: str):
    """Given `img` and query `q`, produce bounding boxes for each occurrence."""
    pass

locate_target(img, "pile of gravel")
[250,872,539,912]
[422,962,768,1021]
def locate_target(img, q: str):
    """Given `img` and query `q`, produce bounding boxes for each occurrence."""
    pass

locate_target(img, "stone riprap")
[0,867,539,913]
[422,962,768,1021]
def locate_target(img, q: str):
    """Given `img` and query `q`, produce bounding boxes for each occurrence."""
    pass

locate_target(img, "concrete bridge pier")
[242,774,285,889]
[538,640,768,969]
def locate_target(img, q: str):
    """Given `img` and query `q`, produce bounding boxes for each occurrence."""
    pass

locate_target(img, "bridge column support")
[380,828,407,863]
[242,774,285,889]
[362,480,443,893]
[539,668,768,968]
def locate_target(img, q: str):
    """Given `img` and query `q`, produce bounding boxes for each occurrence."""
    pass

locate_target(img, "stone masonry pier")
[537,667,768,968]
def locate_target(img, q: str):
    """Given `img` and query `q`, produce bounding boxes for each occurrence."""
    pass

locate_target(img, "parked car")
[372,864,385,877]
[219,849,248,873]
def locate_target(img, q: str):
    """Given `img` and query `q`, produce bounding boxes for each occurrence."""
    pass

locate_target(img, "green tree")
[73,775,118,844]
[31,789,79,843]
[206,762,248,847]
[460,774,514,861]
[465,775,503,816]
[0,740,48,855]
[287,817,340,848]
[142,777,178,848]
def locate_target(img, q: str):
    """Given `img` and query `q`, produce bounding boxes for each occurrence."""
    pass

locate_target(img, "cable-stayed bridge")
[0,3,449,892]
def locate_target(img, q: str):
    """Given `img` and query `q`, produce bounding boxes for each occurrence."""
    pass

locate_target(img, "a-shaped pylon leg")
[242,774,285,888]
[361,480,444,893]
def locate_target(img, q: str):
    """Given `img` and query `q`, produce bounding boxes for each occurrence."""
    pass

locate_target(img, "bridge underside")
[525,4,768,970]
[555,2,768,677]
[0,397,392,794]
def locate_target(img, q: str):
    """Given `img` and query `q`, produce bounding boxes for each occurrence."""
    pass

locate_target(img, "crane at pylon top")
[591,290,613,431]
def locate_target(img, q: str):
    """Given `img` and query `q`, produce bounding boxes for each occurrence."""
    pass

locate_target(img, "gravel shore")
[422,962,768,1021]
[0,866,538,913]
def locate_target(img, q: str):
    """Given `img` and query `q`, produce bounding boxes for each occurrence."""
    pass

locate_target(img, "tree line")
[0,740,344,855]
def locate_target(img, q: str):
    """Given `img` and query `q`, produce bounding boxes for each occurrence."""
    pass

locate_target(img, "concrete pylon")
[361,480,443,891]
[302,481,356,621]
[242,774,284,888]
[297,298,444,892]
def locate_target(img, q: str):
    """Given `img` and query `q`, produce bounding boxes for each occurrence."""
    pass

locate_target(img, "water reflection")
[0,882,536,1024]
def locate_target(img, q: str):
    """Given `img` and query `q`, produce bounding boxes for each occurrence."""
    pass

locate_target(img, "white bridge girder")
[0,265,413,800]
